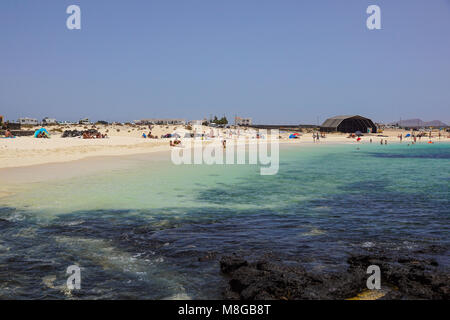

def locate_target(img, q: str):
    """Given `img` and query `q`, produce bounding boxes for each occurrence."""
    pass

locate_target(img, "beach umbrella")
[355,131,363,136]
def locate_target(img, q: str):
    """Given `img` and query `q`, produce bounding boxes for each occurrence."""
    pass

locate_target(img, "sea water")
[0,143,449,299]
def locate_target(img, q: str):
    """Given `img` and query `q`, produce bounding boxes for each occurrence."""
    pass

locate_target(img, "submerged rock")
[220,254,449,300]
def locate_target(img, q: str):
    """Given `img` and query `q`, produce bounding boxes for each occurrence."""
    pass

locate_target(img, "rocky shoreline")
[219,254,449,300]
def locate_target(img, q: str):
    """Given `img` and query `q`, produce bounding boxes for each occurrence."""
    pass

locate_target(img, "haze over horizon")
[1,0,449,125]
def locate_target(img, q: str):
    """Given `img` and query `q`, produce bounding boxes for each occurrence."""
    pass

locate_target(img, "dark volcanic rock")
[220,256,365,300]
[220,254,449,300]
[347,255,449,300]
[220,255,248,273]
[61,129,99,138]
[198,251,218,262]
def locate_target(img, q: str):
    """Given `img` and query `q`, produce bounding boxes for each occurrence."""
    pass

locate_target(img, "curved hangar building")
[320,115,377,133]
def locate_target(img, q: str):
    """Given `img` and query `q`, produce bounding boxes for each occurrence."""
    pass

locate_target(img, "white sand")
[0,124,447,170]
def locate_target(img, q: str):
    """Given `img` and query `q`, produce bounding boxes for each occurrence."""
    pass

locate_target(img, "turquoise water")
[0,143,449,299]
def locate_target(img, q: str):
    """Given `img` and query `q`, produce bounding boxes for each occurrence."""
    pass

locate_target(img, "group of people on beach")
[312,132,322,143]
[82,131,107,139]
[142,131,158,139]
[35,131,49,139]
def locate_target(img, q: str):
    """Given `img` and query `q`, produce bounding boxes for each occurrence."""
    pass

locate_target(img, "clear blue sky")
[1,0,449,124]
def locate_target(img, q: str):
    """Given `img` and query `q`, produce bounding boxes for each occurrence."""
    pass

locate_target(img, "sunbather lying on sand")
[170,139,182,147]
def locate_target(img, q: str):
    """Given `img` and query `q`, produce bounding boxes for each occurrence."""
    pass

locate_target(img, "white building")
[136,118,186,125]
[42,117,57,125]
[18,117,39,125]
[188,120,204,126]
[79,118,90,125]
[235,117,252,126]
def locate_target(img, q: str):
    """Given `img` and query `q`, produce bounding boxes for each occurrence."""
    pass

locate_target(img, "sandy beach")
[0,126,449,169]
[0,124,448,169]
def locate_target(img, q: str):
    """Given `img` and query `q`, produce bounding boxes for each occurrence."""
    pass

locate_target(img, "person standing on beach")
[313,133,316,143]
[380,139,383,145]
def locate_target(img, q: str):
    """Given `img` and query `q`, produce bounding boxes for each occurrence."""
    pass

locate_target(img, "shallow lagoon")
[0,143,449,299]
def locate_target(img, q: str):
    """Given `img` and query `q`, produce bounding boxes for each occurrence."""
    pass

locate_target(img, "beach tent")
[34,128,49,138]
[405,134,411,137]
[289,134,298,139]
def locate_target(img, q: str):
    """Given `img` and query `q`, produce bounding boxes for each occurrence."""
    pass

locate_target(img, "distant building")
[388,119,448,129]
[320,115,377,133]
[235,117,252,126]
[136,118,186,125]
[18,117,39,125]
[42,117,57,125]
[79,118,90,125]
[188,120,204,126]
